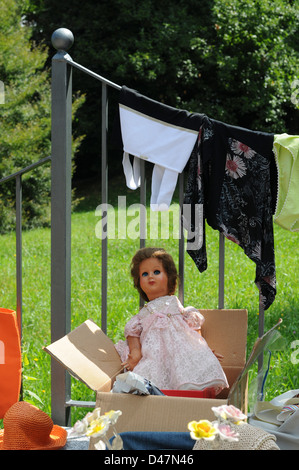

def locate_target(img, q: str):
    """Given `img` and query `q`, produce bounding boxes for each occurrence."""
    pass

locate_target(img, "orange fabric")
[0,308,22,419]
[0,401,67,450]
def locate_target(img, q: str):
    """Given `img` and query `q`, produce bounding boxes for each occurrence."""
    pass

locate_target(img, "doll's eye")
[141,271,148,277]
[154,270,161,275]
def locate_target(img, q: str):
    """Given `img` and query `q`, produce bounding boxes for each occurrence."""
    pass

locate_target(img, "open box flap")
[44,319,123,391]
[200,309,248,367]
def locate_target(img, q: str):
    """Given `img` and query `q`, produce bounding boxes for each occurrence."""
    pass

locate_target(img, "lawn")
[0,176,298,425]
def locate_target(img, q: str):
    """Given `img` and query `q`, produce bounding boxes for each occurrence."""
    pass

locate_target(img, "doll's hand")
[122,348,142,371]
[212,350,224,362]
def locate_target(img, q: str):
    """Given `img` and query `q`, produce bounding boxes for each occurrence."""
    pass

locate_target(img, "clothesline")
[116,86,278,311]
[65,55,298,236]
[64,53,298,313]
[116,85,298,314]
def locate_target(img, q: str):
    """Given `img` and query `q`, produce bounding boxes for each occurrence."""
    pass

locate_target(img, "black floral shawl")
[184,115,277,310]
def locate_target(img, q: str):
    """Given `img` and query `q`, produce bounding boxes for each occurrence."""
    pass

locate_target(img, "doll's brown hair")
[130,247,178,301]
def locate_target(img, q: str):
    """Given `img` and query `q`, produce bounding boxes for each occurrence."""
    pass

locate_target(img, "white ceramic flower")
[70,419,88,436]
[214,422,239,442]
[212,405,247,423]
[104,409,122,425]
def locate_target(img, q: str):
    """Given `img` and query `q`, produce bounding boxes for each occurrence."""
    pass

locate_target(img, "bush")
[0,0,84,233]
[0,0,52,233]
[25,0,298,181]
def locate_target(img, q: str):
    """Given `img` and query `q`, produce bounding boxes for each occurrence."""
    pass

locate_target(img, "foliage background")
[24,0,299,181]
[0,0,52,233]
[1,0,298,232]
[0,0,84,233]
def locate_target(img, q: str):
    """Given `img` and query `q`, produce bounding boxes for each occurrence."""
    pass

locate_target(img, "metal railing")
[49,28,231,426]
[1,27,265,426]
[0,156,51,337]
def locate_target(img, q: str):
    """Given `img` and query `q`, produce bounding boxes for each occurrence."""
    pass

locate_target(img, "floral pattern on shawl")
[184,121,276,310]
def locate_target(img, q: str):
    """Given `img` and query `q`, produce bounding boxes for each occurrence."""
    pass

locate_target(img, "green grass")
[1,177,299,426]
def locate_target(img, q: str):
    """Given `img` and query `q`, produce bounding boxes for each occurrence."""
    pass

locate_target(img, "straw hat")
[0,401,67,450]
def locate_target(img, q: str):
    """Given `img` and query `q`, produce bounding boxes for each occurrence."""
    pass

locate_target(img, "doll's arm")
[122,336,142,370]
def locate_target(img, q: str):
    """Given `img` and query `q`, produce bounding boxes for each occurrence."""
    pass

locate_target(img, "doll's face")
[139,257,169,301]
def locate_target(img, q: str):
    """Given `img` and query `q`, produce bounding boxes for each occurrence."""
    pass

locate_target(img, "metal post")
[139,159,146,249]
[218,232,225,308]
[101,83,108,334]
[15,174,22,337]
[50,28,74,425]
[257,294,265,398]
[139,160,146,309]
[178,173,184,304]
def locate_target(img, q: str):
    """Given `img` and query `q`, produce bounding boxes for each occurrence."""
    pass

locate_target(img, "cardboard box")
[44,309,249,443]
[45,311,283,451]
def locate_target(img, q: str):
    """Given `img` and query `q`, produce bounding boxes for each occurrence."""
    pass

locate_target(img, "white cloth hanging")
[119,87,201,211]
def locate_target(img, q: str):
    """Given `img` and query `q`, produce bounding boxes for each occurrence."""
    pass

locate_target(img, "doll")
[114,247,228,394]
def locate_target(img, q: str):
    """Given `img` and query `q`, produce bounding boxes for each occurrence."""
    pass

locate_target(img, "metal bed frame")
[0,28,265,426]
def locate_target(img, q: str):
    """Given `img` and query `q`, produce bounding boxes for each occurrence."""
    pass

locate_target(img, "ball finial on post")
[51,28,74,52]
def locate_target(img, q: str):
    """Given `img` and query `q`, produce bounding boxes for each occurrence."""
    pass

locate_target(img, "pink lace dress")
[115,295,228,394]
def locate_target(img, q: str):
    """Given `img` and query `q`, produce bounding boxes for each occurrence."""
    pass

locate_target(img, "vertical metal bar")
[15,175,22,337]
[50,51,72,426]
[139,160,146,309]
[139,159,146,249]
[218,232,225,308]
[258,296,265,338]
[257,294,265,398]
[101,83,108,334]
[178,173,184,304]
[15,174,24,401]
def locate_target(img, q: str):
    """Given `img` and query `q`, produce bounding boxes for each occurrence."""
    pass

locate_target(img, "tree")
[203,0,299,132]
[21,0,299,181]
[0,0,83,233]
[0,0,52,233]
